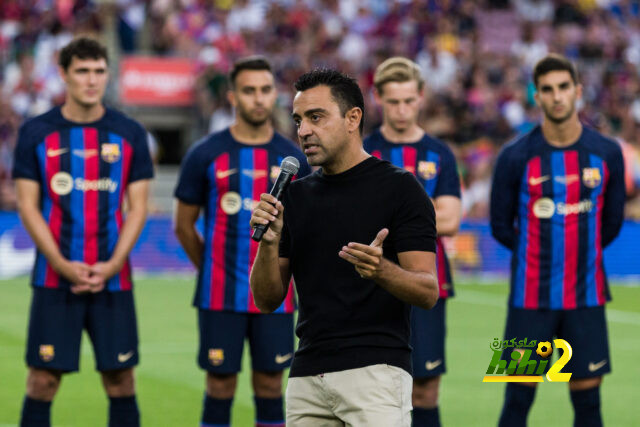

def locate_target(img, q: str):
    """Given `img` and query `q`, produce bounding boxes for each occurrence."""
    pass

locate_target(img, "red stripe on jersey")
[117,141,135,290]
[211,153,230,310]
[83,128,99,265]
[284,280,295,313]
[524,157,542,309]
[563,151,580,309]
[44,132,62,288]
[371,150,382,159]
[436,238,448,298]
[595,162,609,305]
[402,146,417,174]
[248,149,269,313]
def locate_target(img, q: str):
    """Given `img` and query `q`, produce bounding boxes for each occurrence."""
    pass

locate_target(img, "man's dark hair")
[533,54,578,88]
[58,37,108,71]
[294,69,365,135]
[229,56,272,88]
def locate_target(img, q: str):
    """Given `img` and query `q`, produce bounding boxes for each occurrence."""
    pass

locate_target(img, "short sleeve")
[174,144,210,206]
[128,126,154,183]
[434,147,461,198]
[12,124,40,182]
[390,173,437,253]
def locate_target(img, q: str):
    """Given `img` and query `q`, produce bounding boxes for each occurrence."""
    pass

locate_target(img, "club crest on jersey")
[39,344,55,362]
[270,166,281,183]
[582,168,601,188]
[101,143,121,163]
[208,348,224,366]
[418,161,437,180]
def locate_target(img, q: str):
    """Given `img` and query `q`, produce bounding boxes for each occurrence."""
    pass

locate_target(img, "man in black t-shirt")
[250,69,439,426]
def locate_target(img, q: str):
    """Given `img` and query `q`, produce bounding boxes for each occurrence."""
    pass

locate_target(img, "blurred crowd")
[2,0,640,217]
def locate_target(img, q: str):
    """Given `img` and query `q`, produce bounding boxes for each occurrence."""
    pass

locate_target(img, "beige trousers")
[286,364,412,427]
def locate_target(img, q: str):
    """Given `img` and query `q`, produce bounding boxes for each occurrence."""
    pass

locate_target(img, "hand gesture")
[339,228,389,279]
[250,193,284,245]
[55,260,102,294]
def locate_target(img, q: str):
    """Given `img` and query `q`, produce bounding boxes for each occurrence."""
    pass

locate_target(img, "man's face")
[376,80,423,133]
[292,85,351,167]
[229,70,277,127]
[60,57,108,108]
[534,70,582,124]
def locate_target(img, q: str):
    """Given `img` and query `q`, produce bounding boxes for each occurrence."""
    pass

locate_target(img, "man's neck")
[541,115,582,148]
[322,140,370,175]
[380,123,424,143]
[229,120,273,145]
[61,101,105,123]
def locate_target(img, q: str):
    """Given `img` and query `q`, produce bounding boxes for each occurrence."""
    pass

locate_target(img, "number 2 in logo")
[546,339,573,382]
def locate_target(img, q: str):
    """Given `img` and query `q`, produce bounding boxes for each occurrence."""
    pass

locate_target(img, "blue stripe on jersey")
[106,133,123,291]
[390,147,403,170]
[34,142,49,284]
[513,163,530,308]
[235,148,254,311]
[586,154,604,306]
[549,152,566,309]
[423,151,440,196]
[201,161,218,309]
[69,128,85,262]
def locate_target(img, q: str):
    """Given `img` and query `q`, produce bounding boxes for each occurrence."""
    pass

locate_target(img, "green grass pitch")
[1,276,638,426]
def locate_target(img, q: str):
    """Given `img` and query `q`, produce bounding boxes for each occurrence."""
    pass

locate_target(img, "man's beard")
[239,108,271,127]
[544,104,575,125]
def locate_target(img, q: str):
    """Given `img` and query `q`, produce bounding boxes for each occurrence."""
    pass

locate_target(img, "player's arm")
[490,146,518,249]
[90,179,150,284]
[249,193,292,313]
[433,195,462,236]
[173,200,204,269]
[602,145,626,247]
[15,179,94,288]
[339,229,438,310]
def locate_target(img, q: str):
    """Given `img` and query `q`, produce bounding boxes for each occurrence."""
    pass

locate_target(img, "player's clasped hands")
[339,228,389,279]
[250,193,284,244]
[58,260,111,294]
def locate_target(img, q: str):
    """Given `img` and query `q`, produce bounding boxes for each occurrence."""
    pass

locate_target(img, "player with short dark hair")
[12,37,153,427]
[490,54,625,427]
[365,57,462,427]
[250,68,439,426]
[173,56,309,427]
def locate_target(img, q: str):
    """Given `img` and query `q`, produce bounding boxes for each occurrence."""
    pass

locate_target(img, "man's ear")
[345,107,363,134]
[227,89,236,108]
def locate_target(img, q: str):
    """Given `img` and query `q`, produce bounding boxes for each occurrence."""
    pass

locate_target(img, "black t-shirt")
[280,156,436,377]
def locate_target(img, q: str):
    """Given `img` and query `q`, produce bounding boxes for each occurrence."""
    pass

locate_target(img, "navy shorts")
[26,287,138,373]
[411,298,446,378]
[198,310,294,374]
[502,305,610,379]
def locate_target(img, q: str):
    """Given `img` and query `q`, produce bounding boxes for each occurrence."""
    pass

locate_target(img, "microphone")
[251,156,300,242]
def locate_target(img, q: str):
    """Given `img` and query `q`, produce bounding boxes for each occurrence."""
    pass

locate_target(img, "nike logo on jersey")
[425,359,443,371]
[554,174,580,185]
[528,175,550,186]
[588,359,607,372]
[275,353,293,364]
[216,168,238,179]
[46,148,69,157]
[117,351,135,363]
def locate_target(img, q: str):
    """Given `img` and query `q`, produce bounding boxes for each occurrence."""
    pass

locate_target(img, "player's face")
[376,80,423,133]
[534,70,582,125]
[292,85,352,167]
[60,57,108,108]
[229,70,277,127]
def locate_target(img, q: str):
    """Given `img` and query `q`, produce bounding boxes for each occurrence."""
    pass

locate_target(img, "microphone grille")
[281,156,300,174]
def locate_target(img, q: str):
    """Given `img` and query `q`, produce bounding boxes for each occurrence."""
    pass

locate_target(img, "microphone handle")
[251,172,293,242]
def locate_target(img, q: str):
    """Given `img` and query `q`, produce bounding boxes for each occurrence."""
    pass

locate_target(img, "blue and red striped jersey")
[174,129,310,313]
[490,126,625,309]
[364,129,461,299]
[12,107,154,291]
